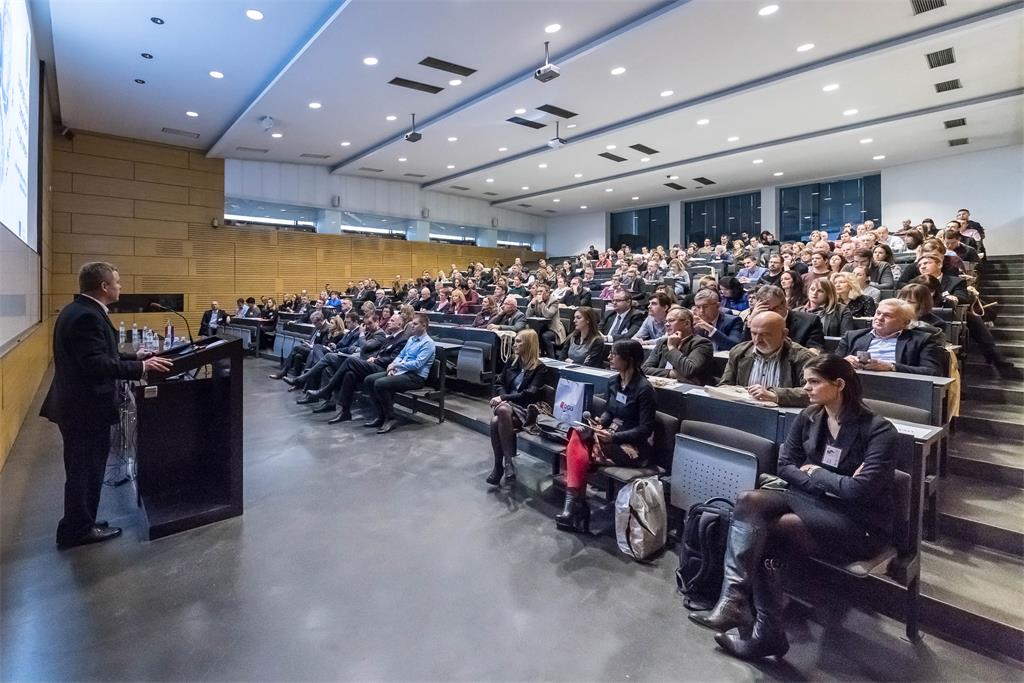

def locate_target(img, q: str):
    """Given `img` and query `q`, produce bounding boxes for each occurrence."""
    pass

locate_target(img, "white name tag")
[822,444,842,468]
[615,391,628,405]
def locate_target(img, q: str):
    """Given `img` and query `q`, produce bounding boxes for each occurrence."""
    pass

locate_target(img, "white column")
[669,201,683,246]
[476,228,497,248]
[759,186,777,237]
[316,209,341,235]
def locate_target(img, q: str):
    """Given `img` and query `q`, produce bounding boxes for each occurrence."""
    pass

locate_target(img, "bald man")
[719,311,813,406]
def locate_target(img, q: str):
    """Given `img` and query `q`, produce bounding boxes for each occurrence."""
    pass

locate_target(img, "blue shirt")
[393,333,436,378]
[327,295,342,307]
[867,334,898,363]
[737,266,766,281]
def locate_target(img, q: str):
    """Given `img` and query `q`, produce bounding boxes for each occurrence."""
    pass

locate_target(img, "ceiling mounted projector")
[405,113,422,142]
[258,115,275,131]
[535,41,560,83]
[547,120,566,149]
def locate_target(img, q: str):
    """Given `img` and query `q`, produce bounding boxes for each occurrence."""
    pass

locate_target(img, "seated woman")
[830,271,876,319]
[899,282,946,342]
[801,278,852,336]
[450,288,471,315]
[691,354,897,660]
[872,243,902,284]
[667,258,691,297]
[487,329,547,486]
[780,270,807,310]
[600,274,622,300]
[828,253,846,275]
[718,276,749,315]
[433,288,452,313]
[559,307,606,367]
[473,296,498,328]
[525,283,566,358]
[550,275,571,302]
[258,298,279,349]
[558,340,656,532]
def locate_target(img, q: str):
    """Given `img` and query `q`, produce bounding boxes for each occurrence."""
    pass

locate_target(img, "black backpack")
[675,497,734,611]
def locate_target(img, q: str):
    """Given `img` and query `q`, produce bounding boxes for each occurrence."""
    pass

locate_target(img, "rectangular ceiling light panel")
[236,146,269,153]
[389,77,444,94]
[536,104,578,119]
[507,116,546,129]
[517,203,533,208]
[419,56,477,77]
[449,185,470,190]
[483,191,499,196]
[359,166,384,172]
[598,152,627,162]
[403,173,426,178]
[925,47,955,68]
[300,153,331,159]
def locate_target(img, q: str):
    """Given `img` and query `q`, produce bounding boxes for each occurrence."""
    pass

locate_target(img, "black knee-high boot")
[715,558,789,659]
[689,521,764,636]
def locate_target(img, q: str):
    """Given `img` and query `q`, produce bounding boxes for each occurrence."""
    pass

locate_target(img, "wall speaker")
[491,217,499,228]
[331,195,341,207]
[421,208,430,219]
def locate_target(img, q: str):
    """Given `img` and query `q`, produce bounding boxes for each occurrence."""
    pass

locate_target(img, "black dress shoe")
[282,375,299,387]
[376,419,397,434]
[363,418,385,428]
[296,394,318,405]
[328,410,352,425]
[57,525,122,549]
[311,403,336,414]
[268,372,286,380]
[96,520,109,528]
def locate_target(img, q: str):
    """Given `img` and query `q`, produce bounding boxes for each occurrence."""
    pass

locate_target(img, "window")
[428,222,477,245]
[778,174,880,241]
[610,205,669,251]
[684,191,761,246]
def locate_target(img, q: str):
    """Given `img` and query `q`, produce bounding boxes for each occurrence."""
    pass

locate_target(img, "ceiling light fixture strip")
[486,87,1023,207]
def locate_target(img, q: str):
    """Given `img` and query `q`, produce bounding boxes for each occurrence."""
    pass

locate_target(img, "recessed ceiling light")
[632,196,640,200]
[566,123,577,129]
[150,16,164,24]
[308,102,322,109]
[752,159,764,164]
[579,205,588,209]
[668,175,679,180]
[573,173,583,178]
[521,186,530,190]
[363,57,378,66]
[796,43,815,52]
[271,132,283,138]
[497,147,508,152]
[398,157,407,162]
[727,136,740,142]
[822,83,839,92]
[843,108,859,116]
[340,141,351,146]
[758,4,779,16]
[605,188,613,192]
[141,52,153,59]
[873,155,886,160]
[773,172,784,176]
[209,70,224,79]
[640,157,651,163]
[538,163,547,169]
[514,108,527,115]
[485,178,495,183]
[545,23,561,33]
[605,144,616,150]
[280,208,287,211]
[134,78,146,84]
[245,9,264,20]
[860,138,873,144]
[447,136,458,142]
[553,198,560,203]
[446,164,455,169]
[186,111,198,117]
[610,67,626,76]
[385,115,397,121]
[660,90,674,97]
[696,118,710,125]
[448,79,462,86]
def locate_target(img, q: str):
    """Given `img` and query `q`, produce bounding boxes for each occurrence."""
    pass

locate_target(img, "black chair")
[399,359,444,423]
[677,420,777,476]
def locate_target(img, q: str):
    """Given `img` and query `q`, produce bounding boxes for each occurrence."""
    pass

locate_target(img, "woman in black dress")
[690,354,897,660]
[557,340,656,532]
[487,329,547,486]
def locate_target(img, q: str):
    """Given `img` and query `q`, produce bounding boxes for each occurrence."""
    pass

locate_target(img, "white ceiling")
[45,0,1023,217]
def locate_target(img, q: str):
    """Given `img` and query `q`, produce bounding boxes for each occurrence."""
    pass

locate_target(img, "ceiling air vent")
[359,166,384,173]
[388,77,444,94]
[483,191,499,196]
[910,0,945,15]
[449,185,470,190]
[419,56,476,77]
[161,127,200,139]
[948,137,969,147]
[300,153,331,159]
[544,209,557,213]
[536,104,578,119]
[403,173,426,178]
[507,116,546,129]
[598,152,627,162]
[630,144,659,155]
[693,177,716,185]
[517,203,533,208]
[943,117,966,129]
[934,78,962,93]
[235,146,268,154]
[925,47,955,68]
[664,182,686,190]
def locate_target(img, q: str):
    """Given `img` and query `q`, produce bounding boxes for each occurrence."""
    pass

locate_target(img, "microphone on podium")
[149,302,194,345]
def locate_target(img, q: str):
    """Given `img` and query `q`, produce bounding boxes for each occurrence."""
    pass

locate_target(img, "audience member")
[719,311,813,407]
[831,272,876,318]
[718,276,749,314]
[692,289,743,351]
[199,300,226,337]
[746,285,825,351]
[802,278,852,337]
[601,288,645,341]
[835,299,945,376]
[487,296,527,332]
[362,313,436,434]
[642,306,714,385]
[487,329,547,485]
[270,311,327,379]
[525,284,566,357]
[559,307,606,367]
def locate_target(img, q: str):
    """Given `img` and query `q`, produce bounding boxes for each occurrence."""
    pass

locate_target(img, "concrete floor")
[2,358,1021,681]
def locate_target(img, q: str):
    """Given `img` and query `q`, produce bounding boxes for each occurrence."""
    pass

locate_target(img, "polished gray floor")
[2,359,1021,681]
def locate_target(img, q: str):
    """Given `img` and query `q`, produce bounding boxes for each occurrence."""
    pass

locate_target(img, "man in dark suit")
[487,296,528,332]
[199,300,227,337]
[269,311,327,379]
[41,262,173,548]
[560,277,593,308]
[836,298,946,376]
[691,289,744,351]
[744,285,825,350]
[600,287,645,341]
[641,307,715,385]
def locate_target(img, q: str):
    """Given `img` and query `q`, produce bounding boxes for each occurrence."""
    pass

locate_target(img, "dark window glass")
[778,174,880,241]
[609,205,669,251]
[684,191,761,247]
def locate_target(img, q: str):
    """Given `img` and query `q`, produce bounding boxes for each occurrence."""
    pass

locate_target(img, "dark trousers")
[334,357,384,408]
[363,371,425,420]
[540,329,558,358]
[56,420,112,542]
[282,345,312,375]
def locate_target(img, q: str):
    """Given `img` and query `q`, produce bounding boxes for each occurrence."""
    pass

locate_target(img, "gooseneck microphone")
[149,302,194,345]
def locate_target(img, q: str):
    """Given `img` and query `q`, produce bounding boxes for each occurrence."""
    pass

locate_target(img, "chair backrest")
[892,469,912,555]
[680,420,778,476]
[864,399,931,425]
[669,433,758,511]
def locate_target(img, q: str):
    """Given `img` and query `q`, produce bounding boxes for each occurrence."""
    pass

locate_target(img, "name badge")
[822,444,842,468]
[615,391,628,405]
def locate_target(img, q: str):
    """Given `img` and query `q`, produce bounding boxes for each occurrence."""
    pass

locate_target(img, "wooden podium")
[133,336,243,540]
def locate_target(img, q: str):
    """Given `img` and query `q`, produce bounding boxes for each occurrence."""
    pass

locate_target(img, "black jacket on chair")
[835,327,946,376]
[199,308,228,336]
[40,295,144,427]
[785,310,826,350]
[494,362,547,406]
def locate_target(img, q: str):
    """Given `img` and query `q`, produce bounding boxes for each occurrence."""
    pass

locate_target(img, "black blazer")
[364,331,408,366]
[494,361,547,406]
[835,327,946,376]
[779,406,897,540]
[809,305,853,337]
[412,297,436,312]
[199,308,227,336]
[40,295,144,427]
[598,373,657,465]
[938,273,970,306]
[600,309,645,341]
[561,288,592,308]
[786,310,826,350]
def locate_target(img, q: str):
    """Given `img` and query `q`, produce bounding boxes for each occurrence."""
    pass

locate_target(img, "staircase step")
[993,304,1024,316]
[949,432,1024,488]
[955,404,1024,440]
[938,474,1024,556]
[959,380,1024,405]
[991,327,1024,342]
[986,255,1024,263]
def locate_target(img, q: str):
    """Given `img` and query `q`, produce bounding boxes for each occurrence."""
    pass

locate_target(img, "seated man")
[600,287,645,341]
[641,306,714,385]
[363,313,436,434]
[756,254,784,287]
[744,285,825,351]
[719,311,813,407]
[412,287,435,312]
[269,311,327,379]
[835,298,946,376]
[691,289,743,352]
[199,300,227,337]
[560,277,592,308]
[736,256,767,284]
[289,312,383,396]
[487,296,527,332]
[633,291,672,342]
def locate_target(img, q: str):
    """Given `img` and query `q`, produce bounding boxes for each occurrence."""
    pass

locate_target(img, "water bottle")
[132,322,139,348]
[142,326,150,351]
[165,319,174,349]
[119,321,126,344]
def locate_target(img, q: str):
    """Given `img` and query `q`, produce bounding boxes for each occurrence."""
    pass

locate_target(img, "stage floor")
[2,359,1021,681]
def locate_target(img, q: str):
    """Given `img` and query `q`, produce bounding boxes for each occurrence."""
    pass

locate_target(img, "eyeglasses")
[613,298,629,303]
